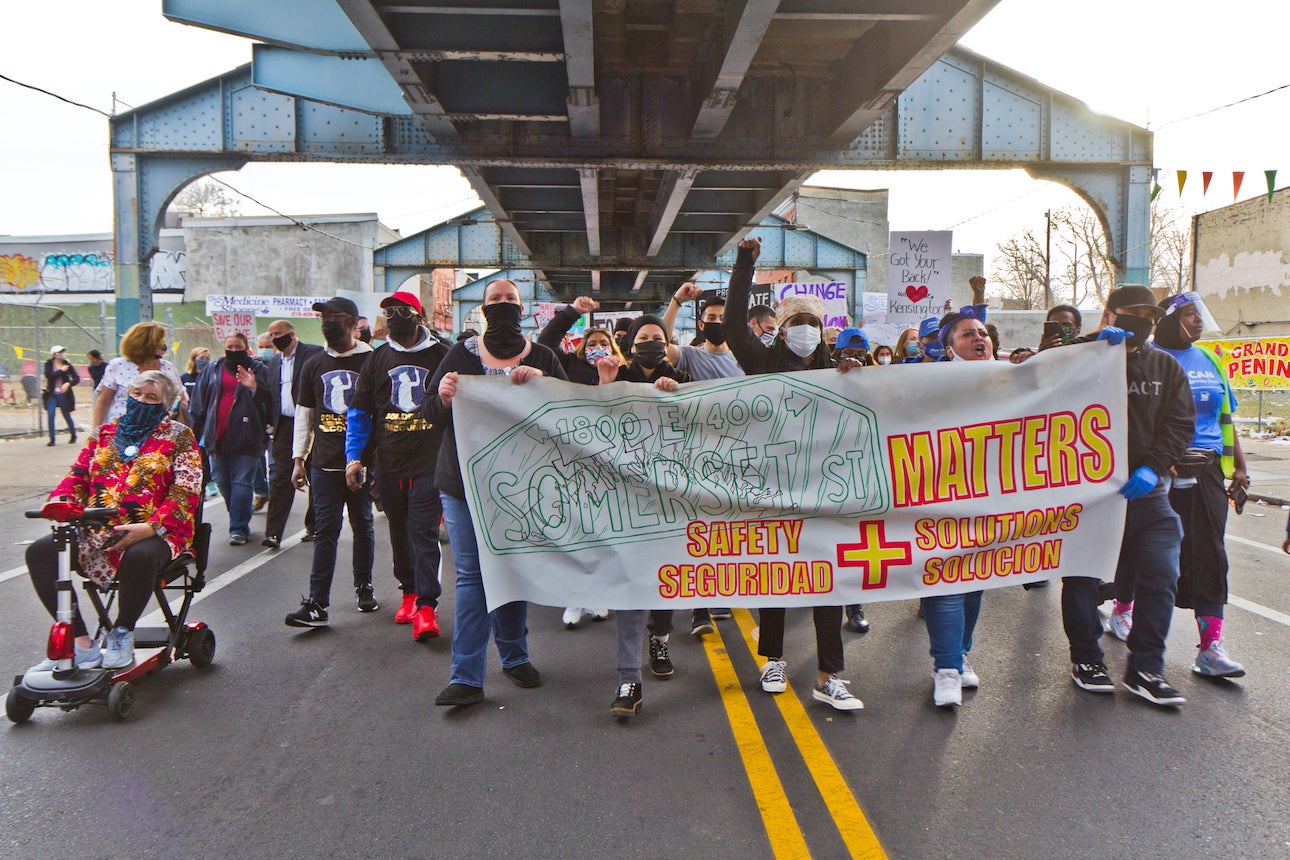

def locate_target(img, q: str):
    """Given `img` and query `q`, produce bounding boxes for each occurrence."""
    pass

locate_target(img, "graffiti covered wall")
[0,233,186,296]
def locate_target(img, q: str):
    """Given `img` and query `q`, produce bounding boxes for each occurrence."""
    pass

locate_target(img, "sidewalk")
[0,433,94,506]
[1242,435,1290,507]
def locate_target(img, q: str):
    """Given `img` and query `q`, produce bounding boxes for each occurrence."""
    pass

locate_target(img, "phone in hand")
[1228,483,1248,515]
[1043,321,1073,343]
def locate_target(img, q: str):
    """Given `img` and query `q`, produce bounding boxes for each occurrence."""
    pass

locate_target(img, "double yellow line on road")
[699,609,887,859]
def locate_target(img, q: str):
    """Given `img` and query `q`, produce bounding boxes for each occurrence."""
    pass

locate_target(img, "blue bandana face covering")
[114,396,169,460]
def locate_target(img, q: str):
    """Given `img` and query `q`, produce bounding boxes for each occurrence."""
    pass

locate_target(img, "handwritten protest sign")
[887,231,952,325]
[453,343,1127,610]
[775,281,849,328]
[1204,337,1290,390]
[211,311,255,340]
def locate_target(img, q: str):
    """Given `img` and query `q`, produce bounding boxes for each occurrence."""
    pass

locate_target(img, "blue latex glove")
[1120,466,1158,500]
[1096,326,1126,346]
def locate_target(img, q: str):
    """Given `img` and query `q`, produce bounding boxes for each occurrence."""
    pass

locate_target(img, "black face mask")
[633,341,667,369]
[224,349,250,370]
[272,333,293,352]
[1114,313,1155,348]
[482,302,526,359]
[386,314,421,341]
[701,321,727,346]
[321,321,349,349]
[357,328,372,344]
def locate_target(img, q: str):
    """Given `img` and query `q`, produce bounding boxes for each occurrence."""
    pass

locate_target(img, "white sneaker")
[587,609,610,621]
[1108,609,1132,642]
[812,675,863,711]
[759,659,788,694]
[562,607,584,629]
[933,668,962,708]
[960,657,979,689]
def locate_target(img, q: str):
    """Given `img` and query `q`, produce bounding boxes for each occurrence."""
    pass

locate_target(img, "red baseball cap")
[379,290,424,315]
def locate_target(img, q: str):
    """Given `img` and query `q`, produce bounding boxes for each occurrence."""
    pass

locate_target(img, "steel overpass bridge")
[109,0,1151,329]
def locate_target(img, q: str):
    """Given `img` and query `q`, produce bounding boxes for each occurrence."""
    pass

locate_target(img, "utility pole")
[1044,209,1053,309]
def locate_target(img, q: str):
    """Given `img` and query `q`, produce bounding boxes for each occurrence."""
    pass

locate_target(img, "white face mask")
[759,330,776,346]
[876,355,891,365]
[784,325,821,357]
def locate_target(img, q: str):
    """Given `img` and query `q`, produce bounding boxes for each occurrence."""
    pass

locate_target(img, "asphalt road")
[1,470,1288,858]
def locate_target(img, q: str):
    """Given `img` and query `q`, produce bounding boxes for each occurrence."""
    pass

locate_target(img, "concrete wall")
[792,186,889,291]
[1193,187,1290,337]
[182,214,390,302]
[0,230,185,298]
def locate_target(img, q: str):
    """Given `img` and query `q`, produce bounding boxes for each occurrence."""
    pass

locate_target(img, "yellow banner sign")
[1204,337,1290,391]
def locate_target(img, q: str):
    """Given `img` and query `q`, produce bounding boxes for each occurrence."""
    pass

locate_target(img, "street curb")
[1250,492,1290,508]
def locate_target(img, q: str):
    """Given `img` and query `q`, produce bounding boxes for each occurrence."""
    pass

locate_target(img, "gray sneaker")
[28,640,103,672]
[101,627,135,670]
[1192,641,1246,678]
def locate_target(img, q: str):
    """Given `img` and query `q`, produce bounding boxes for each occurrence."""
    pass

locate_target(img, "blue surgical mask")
[195,358,210,372]
[258,348,275,362]
[924,341,946,360]
[759,330,777,347]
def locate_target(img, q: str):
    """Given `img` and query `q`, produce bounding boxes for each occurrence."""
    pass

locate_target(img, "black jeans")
[265,417,314,540]
[375,473,443,608]
[1062,484,1182,675]
[757,606,844,674]
[308,466,375,606]
[27,534,170,635]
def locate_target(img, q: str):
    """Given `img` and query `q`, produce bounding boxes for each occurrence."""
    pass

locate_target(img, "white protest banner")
[775,281,849,328]
[453,343,1127,610]
[887,231,952,325]
[205,295,328,318]
[534,302,564,331]
[211,311,255,340]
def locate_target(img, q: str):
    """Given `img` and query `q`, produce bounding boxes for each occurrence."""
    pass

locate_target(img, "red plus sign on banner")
[836,521,912,590]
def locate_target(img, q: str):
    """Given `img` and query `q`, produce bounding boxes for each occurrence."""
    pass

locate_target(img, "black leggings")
[27,534,171,636]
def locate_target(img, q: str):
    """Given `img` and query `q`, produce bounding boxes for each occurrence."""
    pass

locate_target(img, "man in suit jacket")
[263,320,324,548]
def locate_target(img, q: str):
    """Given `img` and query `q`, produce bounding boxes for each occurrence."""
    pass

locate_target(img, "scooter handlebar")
[25,506,120,521]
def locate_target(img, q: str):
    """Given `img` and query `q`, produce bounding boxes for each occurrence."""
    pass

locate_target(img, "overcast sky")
[3,0,1288,280]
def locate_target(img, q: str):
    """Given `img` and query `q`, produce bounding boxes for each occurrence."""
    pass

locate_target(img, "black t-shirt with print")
[351,339,449,478]
[297,351,370,470]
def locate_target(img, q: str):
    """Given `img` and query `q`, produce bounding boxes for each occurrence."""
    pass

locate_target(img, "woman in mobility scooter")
[9,370,206,722]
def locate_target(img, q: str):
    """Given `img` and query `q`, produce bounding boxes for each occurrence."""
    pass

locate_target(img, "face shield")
[1161,291,1220,337]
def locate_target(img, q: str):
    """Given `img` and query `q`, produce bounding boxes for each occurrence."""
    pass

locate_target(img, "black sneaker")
[610,682,642,717]
[710,608,733,620]
[691,609,715,636]
[434,683,484,707]
[285,599,329,628]
[844,604,870,633]
[300,531,316,543]
[1071,662,1115,692]
[1122,669,1186,706]
[648,635,674,679]
[356,586,379,613]
[261,535,280,550]
[503,662,542,688]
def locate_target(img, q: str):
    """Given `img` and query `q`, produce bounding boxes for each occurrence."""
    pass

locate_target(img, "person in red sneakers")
[345,291,450,640]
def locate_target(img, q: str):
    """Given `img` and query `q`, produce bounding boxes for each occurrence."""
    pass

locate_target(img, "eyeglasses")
[383,306,419,319]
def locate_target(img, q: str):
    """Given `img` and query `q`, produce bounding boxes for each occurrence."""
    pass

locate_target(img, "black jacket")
[1071,336,1195,476]
[537,304,601,385]
[722,245,834,375]
[189,358,272,455]
[266,341,324,425]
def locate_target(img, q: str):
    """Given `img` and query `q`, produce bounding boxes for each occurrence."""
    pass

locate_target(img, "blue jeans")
[1062,483,1181,674]
[210,452,260,538]
[441,492,529,689]
[922,591,982,672]
[378,474,443,608]
[46,392,75,442]
[254,452,270,496]
[308,466,375,606]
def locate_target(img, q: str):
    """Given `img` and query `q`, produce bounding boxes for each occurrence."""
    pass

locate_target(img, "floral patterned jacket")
[49,419,203,586]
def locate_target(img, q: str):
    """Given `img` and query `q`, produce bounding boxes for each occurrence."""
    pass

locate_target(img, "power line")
[0,72,112,117]
[205,176,375,251]
[1155,83,1290,129]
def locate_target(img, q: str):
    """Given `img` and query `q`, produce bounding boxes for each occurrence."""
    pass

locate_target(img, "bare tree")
[1149,201,1192,295]
[991,229,1048,309]
[170,178,241,217]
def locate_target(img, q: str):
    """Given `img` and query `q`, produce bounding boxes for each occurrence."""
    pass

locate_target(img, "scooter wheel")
[187,627,216,668]
[6,688,35,724]
[107,682,135,723]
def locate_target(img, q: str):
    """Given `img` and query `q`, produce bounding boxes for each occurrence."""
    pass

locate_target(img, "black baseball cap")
[1106,284,1164,320]
[312,297,360,317]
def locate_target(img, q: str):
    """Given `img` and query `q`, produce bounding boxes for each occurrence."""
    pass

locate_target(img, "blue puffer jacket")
[189,358,272,455]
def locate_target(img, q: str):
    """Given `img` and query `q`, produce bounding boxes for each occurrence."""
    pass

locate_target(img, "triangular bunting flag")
[1150,183,1162,202]
[1233,171,1245,200]
[1202,171,1213,196]
[1266,170,1277,202]
[1177,170,1188,195]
